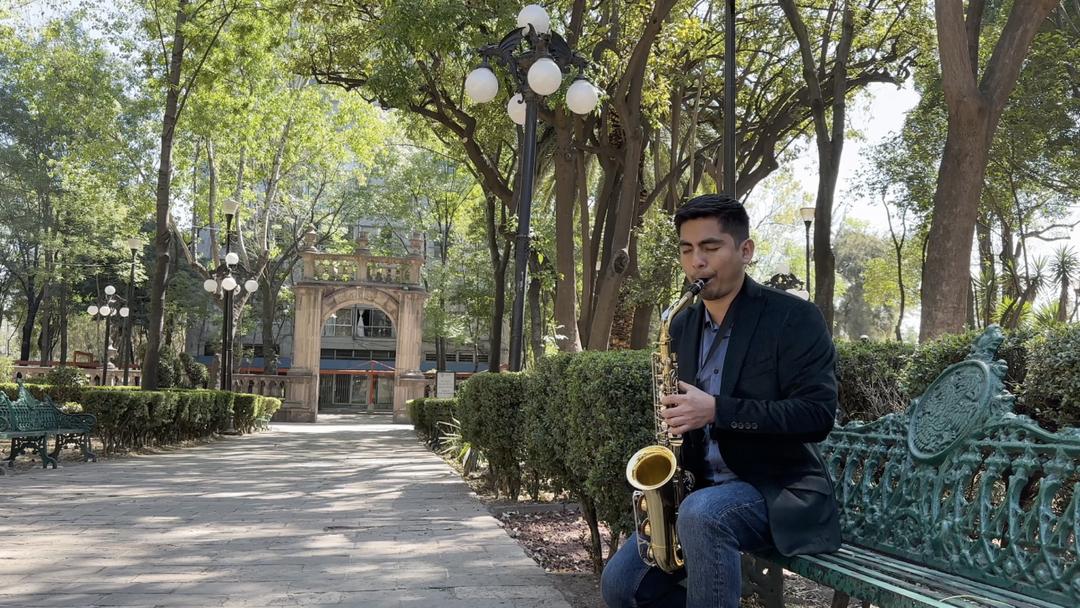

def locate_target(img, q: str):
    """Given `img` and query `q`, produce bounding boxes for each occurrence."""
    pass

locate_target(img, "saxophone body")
[625,278,706,574]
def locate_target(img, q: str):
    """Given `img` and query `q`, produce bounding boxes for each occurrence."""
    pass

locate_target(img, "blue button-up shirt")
[698,308,737,483]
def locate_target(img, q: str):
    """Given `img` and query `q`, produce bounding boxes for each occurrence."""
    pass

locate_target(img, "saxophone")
[625,278,707,574]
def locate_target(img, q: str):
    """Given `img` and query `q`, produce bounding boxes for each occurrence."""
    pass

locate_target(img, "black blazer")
[669,275,841,556]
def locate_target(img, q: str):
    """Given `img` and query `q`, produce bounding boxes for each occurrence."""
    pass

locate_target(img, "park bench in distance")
[745,325,1076,608]
[1,381,97,471]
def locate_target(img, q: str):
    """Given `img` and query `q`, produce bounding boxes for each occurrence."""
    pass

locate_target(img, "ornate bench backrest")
[4,383,42,432]
[820,326,1079,606]
[15,381,58,430]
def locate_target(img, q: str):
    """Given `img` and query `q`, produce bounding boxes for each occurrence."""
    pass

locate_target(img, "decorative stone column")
[277,248,322,422]
[393,289,426,423]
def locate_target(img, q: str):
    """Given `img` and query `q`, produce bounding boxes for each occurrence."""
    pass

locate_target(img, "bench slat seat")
[768,545,1064,608]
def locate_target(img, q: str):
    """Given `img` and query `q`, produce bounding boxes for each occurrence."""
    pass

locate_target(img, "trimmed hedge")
[835,340,913,422]
[457,372,527,500]
[407,397,458,445]
[0,383,279,453]
[1020,324,1080,430]
[564,350,654,538]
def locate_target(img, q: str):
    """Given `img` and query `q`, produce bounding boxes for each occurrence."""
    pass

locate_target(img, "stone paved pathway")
[0,414,573,608]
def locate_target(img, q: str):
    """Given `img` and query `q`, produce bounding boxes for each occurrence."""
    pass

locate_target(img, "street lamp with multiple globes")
[202,199,259,392]
[799,206,815,297]
[122,237,142,385]
[464,3,598,372]
[87,285,130,386]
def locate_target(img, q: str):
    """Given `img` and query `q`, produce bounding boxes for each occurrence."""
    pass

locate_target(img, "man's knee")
[600,559,635,608]
[676,488,715,534]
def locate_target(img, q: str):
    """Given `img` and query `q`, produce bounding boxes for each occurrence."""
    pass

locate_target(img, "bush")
[156,349,184,389]
[834,340,914,422]
[1020,324,1080,430]
[408,397,458,445]
[179,353,209,388]
[900,329,1029,401]
[424,398,458,446]
[523,353,578,497]
[407,397,425,432]
[564,350,653,539]
[0,356,13,382]
[0,383,275,453]
[41,365,89,403]
[457,372,527,500]
[232,393,282,433]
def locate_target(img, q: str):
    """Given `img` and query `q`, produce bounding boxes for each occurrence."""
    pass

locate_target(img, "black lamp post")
[122,237,142,385]
[202,199,259,392]
[87,285,129,386]
[799,206,815,297]
[464,4,598,372]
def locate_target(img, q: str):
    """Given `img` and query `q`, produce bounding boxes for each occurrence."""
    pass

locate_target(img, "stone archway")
[276,230,426,423]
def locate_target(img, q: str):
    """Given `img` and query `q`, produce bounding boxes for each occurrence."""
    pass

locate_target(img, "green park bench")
[744,325,1077,607]
[1,382,97,471]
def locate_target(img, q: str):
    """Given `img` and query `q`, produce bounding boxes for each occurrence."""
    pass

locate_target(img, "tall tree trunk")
[143,0,189,389]
[206,138,219,266]
[779,0,854,333]
[59,284,68,364]
[38,286,52,362]
[261,280,276,373]
[485,195,511,372]
[920,0,1057,341]
[19,278,44,361]
[1057,276,1071,323]
[976,212,995,327]
[527,250,543,366]
[552,109,582,352]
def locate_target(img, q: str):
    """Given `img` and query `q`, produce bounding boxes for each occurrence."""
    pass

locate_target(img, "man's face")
[678,217,754,301]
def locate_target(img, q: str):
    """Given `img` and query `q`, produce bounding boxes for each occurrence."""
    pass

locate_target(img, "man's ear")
[741,238,756,264]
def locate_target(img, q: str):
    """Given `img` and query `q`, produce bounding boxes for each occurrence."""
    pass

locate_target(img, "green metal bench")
[1,382,97,470]
[745,325,1077,607]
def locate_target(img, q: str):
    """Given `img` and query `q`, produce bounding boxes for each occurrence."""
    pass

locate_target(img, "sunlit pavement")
[0,414,571,607]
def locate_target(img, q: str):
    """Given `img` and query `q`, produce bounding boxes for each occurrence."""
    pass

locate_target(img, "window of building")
[356,307,394,338]
[322,309,353,337]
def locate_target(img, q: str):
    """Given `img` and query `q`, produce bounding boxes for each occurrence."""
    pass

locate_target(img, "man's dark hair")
[673,194,750,242]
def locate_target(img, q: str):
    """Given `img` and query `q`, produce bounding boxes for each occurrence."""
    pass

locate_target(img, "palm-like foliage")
[1049,246,1078,323]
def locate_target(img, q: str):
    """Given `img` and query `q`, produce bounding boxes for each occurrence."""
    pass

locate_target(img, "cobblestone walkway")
[0,414,572,608]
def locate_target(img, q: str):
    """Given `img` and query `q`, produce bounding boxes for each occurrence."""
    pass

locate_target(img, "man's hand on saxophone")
[659,380,715,435]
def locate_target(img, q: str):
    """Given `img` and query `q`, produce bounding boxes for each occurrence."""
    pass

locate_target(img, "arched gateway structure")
[276,230,427,423]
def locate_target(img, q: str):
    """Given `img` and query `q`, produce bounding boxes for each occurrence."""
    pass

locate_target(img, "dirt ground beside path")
[491,508,853,608]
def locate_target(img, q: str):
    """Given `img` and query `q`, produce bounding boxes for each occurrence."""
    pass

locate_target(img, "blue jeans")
[600,480,772,608]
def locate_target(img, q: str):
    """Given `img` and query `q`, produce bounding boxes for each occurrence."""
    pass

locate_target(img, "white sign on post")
[436,371,456,399]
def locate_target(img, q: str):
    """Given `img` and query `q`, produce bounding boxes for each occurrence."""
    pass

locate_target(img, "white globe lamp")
[119,307,130,318]
[104,285,116,296]
[225,252,239,266]
[99,305,111,316]
[507,93,527,125]
[527,57,562,96]
[517,4,551,35]
[565,78,598,114]
[244,279,259,293]
[465,67,499,103]
[221,276,237,292]
[203,278,218,293]
[87,305,98,316]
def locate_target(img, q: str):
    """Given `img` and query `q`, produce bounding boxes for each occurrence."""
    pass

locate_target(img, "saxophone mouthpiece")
[688,278,709,295]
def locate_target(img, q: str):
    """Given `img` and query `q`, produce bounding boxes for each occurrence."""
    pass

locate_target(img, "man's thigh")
[677,480,772,552]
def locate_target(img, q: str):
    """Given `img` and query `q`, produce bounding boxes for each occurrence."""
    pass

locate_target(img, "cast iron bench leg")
[81,434,97,462]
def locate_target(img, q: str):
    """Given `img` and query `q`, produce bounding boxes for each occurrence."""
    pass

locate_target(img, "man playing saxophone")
[601,194,841,608]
